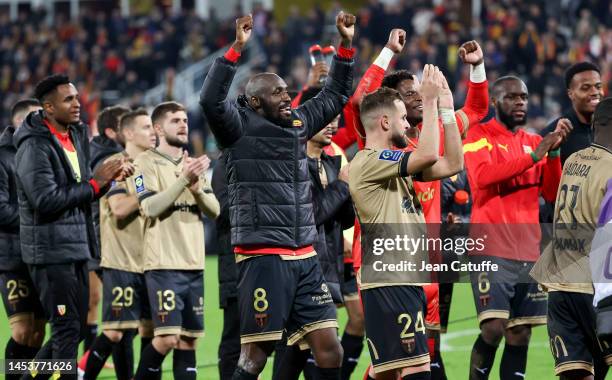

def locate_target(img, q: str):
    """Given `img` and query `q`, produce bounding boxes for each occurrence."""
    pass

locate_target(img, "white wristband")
[373,47,394,70]
[470,62,486,83]
[439,108,456,125]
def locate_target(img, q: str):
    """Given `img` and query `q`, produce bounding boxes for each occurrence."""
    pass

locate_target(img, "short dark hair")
[381,70,415,90]
[119,108,149,131]
[360,87,403,117]
[97,105,130,136]
[34,74,70,101]
[151,101,186,125]
[299,87,322,105]
[491,75,524,99]
[593,97,612,132]
[11,98,40,121]
[565,62,600,89]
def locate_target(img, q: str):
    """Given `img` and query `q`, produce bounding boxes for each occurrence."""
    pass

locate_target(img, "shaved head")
[245,73,283,98]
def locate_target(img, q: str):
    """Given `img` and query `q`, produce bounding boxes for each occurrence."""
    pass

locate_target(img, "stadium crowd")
[1,0,611,136]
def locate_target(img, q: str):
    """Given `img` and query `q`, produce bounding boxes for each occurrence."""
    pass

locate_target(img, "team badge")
[255,313,268,328]
[401,337,416,353]
[292,119,302,127]
[321,283,329,293]
[378,150,402,162]
[57,304,66,316]
[134,175,145,193]
[523,145,533,153]
[479,294,490,307]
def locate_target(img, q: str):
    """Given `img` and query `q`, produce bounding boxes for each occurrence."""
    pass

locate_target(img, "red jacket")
[463,118,561,261]
[340,64,489,268]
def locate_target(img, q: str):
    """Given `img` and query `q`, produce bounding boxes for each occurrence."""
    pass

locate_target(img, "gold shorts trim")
[8,312,34,325]
[477,310,509,323]
[554,361,594,375]
[342,293,360,302]
[286,319,339,346]
[426,323,441,331]
[372,353,430,374]
[240,331,284,344]
[507,316,547,328]
[180,328,205,338]
[102,320,141,330]
[603,354,612,366]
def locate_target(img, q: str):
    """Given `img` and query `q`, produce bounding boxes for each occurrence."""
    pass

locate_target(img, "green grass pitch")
[0,256,557,379]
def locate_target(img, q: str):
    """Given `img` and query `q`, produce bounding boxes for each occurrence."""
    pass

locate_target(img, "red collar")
[44,119,74,151]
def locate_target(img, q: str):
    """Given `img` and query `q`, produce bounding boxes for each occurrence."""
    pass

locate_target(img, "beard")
[165,135,187,148]
[497,104,526,129]
[262,101,292,128]
[391,129,408,149]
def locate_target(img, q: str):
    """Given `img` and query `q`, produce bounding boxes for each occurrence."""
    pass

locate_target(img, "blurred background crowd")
[0,0,610,149]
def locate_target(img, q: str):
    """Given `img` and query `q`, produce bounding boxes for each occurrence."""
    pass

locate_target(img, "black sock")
[470,334,498,379]
[84,324,98,352]
[134,343,166,380]
[141,336,152,354]
[303,351,317,380]
[83,334,115,379]
[173,349,197,380]
[431,349,447,380]
[112,330,135,380]
[232,367,259,380]
[340,332,364,380]
[6,338,28,380]
[499,344,528,379]
[315,367,340,380]
[402,371,431,380]
[272,344,308,380]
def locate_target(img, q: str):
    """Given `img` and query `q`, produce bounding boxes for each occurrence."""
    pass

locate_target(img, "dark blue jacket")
[0,126,22,271]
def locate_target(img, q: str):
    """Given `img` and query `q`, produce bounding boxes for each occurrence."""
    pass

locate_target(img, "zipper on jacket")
[293,127,299,244]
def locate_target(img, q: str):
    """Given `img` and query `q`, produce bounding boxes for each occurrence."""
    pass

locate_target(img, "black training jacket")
[14,110,100,265]
[200,54,353,248]
[0,126,22,271]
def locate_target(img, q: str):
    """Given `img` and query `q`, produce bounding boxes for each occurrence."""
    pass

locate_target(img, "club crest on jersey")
[292,119,302,127]
[57,304,66,316]
[134,175,145,194]
[255,313,268,328]
[523,145,533,153]
[378,150,402,162]
[401,337,416,353]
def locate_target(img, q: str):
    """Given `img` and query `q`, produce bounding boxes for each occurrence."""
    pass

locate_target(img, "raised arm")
[420,74,464,181]
[199,15,254,148]
[405,65,441,175]
[456,40,489,136]
[333,29,407,150]
[297,12,356,139]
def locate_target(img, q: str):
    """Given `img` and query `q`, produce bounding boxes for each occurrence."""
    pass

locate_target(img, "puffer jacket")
[0,126,22,271]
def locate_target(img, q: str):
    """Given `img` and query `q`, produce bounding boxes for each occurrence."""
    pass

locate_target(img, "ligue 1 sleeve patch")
[134,175,145,194]
[378,150,403,162]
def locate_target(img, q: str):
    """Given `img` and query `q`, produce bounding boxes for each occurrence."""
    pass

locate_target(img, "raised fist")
[458,40,484,66]
[233,15,253,51]
[306,62,330,87]
[336,11,356,45]
[386,29,406,54]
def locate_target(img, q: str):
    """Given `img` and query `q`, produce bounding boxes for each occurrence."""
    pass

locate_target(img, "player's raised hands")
[552,118,573,149]
[233,14,253,52]
[385,29,406,54]
[306,62,330,87]
[419,64,442,101]
[458,40,484,66]
[336,11,356,47]
[94,159,124,188]
[437,73,454,109]
[535,132,563,160]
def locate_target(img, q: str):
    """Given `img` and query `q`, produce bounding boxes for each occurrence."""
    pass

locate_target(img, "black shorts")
[362,286,430,374]
[547,291,612,375]
[0,267,45,324]
[102,268,151,331]
[470,256,547,327]
[341,263,360,302]
[145,270,204,337]
[237,255,337,345]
